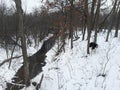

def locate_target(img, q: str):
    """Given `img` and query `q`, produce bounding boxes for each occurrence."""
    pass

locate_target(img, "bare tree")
[87,0,96,54]
[14,0,30,86]
[82,0,89,40]
[93,0,101,43]
[114,1,120,37]
[106,0,118,41]
[69,0,74,49]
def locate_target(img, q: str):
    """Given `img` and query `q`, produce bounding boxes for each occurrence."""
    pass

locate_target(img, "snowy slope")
[1,31,120,90]
[0,34,52,90]
[38,31,120,90]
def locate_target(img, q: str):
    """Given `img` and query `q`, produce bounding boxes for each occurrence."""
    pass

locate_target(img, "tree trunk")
[87,0,96,54]
[106,0,118,41]
[94,0,101,43]
[114,5,120,37]
[82,25,86,40]
[87,29,91,54]
[14,0,30,86]
[82,0,88,41]
[69,0,74,49]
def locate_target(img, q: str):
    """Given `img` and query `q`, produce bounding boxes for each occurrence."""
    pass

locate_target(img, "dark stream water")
[5,36,55,90]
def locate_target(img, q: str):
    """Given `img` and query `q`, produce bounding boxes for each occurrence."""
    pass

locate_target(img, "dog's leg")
[90,48,93,56]
[93,49,95,53]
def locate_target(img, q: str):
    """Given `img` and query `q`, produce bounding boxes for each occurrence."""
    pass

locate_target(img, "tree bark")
[87,0,96,54]
[106,0,118,41]
[14,0,30,86]
[69,0,74,49]
[82,0,88,40]
[114,2,120,37]
[94,0,101,43]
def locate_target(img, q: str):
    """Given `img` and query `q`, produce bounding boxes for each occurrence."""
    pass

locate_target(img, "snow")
[1,30,120,90]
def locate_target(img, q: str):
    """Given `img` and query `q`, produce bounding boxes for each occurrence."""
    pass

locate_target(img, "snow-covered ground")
[1,31,120,90]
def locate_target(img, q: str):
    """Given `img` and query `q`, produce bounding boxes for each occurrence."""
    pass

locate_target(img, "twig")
[0,55,22,67]
[36,74,44,90]
[9,44,17,68]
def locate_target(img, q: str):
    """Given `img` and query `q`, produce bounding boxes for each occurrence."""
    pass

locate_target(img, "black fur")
[89,42,98,50]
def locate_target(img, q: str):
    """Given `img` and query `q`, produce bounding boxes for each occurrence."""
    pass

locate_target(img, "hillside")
[25,31,120,90]
[0,30,120,90]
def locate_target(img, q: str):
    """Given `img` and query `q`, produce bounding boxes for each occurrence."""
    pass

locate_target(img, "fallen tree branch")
[0,55,22,67]
[36,74,44,90]
[9,44,17,68]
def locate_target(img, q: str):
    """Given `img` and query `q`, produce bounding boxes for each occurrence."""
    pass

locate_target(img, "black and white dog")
[89,42,98,54]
